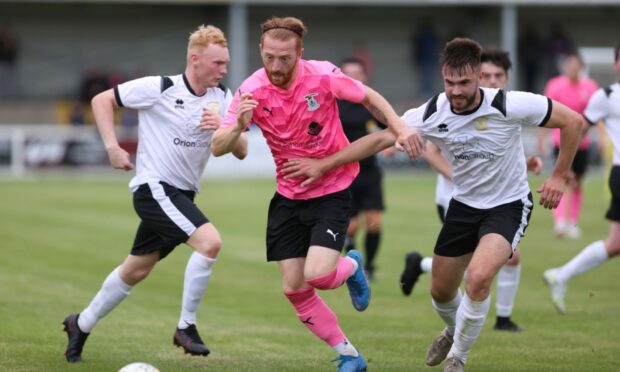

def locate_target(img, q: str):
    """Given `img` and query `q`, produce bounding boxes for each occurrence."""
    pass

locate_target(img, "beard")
[266,67,295,88]
[448,91,477,112]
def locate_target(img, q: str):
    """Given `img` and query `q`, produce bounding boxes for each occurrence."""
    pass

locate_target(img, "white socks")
[78,267,132,333]
[495,264,521,317]
[432,290,462,336]
[333,338,359,357]
[178,252,216,329]
[421,257,433,273]
[448,294,491,363]
[556,240,608,284]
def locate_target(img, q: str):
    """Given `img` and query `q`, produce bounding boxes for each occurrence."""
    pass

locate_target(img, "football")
[118,362,160,372]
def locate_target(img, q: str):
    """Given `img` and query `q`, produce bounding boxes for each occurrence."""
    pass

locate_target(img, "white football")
[118,362,160,372]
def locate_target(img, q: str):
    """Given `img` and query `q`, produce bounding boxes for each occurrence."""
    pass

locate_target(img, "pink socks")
[284,287,345,346]
[553,188,583,225]
[569,187,582,225]
[552,194,566,224]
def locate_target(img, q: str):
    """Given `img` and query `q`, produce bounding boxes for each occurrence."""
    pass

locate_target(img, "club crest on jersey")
[474,118,488,131]
[438,123,449,133]
[175,98,184,109]
[304,93,320,111]
[206,101,221,113]
[307,121,323,136]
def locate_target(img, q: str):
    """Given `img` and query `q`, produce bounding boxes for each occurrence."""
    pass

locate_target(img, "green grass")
[0,172,617,371]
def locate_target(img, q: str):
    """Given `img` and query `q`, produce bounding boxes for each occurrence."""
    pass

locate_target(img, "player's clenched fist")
[236,92,259,129]
[395,126,425,159]
[198,108,221,131]
[107,146,134,171]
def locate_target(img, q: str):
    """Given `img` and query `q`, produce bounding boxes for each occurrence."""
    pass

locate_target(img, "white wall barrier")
[0,124,276,179]
[0,124,598,180]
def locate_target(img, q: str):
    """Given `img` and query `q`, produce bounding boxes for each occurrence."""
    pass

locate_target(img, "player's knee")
[430,285,455,303]
[464,269,492,300]
[303,268,327,284]
[194,237,222,258]
[506,250,520,265]
[366,222,381,234]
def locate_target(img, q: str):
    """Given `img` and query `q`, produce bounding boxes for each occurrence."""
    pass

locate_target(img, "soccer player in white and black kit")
[62,25,247,363]
[544,44,620,314]
[282,38,584,371]
[400,50,543,333]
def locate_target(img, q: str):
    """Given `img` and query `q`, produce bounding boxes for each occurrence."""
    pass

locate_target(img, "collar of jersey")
[450,88,485,116]
[182,73,207,97]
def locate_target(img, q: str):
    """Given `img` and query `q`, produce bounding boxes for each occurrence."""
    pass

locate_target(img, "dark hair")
[439,37,482,74]
[339,56,367,73]
[481,49,512,72]
[615,44,620,62]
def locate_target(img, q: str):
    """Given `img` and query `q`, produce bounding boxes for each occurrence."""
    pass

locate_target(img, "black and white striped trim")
[147,182,197,236]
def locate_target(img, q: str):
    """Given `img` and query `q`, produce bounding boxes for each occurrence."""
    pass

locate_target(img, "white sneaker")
[554,222,567,238]
[543,268,566,314]
[566,225,581,240]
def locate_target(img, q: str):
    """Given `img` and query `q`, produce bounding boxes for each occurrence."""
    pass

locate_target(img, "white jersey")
[584,82,620,165]
[403,87,552,209]
[114,74,232,192]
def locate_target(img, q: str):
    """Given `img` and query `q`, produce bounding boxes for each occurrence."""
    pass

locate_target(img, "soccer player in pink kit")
[539,52,598,238]
[212,16,423,372]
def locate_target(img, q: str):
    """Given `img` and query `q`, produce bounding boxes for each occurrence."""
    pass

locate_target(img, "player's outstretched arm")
[361,86,424,159]
[212,92,257,157]
[283,129,396,187]
[91,89,134,171]
[232,132,248,160]
[536,100,585,209]
[423,141,452,181]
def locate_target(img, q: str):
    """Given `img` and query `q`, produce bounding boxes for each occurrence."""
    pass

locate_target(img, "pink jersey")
[544,75,598,149]
[222,59,365,200]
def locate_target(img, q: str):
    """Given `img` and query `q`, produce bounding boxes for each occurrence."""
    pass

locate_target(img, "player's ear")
[298,47,304,58]
[189,53,199,66]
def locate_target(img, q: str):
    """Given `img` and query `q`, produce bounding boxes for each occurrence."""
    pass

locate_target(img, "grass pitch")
[0,172,617,371]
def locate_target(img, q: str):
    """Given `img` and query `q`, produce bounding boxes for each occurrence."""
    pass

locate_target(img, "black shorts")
[434,194,533,257]
[266,189,351,261]
[606,166,620,222]
[349,167,385,215]
[554,147,589,176]
[436,204,447,224]
[131,182,209,260]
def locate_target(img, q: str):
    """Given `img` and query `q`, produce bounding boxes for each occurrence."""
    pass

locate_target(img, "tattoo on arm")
[367,104,387,124]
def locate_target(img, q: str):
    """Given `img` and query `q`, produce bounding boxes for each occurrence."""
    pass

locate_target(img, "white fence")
[0,123,604,180]
[0,124,276,179]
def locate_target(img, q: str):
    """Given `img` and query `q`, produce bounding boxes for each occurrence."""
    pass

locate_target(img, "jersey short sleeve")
[114,76,162,109]
[583,88,608,125]
[401,103,427,132]
[506,91,552,127]
[221,88,243,129]
[328,64,366,104]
